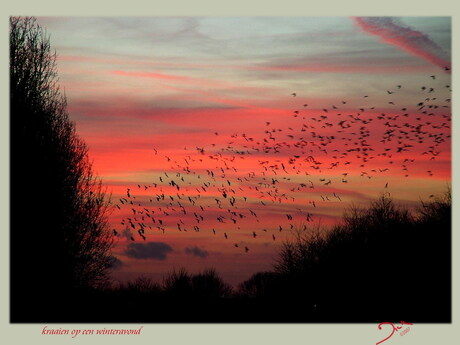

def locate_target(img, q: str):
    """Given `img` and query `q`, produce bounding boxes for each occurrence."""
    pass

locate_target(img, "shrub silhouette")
[190,269,233,298]
[10,17,113,322]
[162,268,232,299]
[92,269,234,322]
[122,276,163,297]
[162,268,193,298]
[236,271,283,298]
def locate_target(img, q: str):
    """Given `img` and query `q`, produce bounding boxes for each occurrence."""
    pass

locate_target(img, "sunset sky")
[37,16,451,286]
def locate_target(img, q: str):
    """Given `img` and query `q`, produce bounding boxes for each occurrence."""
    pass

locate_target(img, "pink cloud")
[353,17,451,72]
[112,70,197,83]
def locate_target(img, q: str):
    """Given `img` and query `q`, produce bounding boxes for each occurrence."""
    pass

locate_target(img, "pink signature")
[376,321,413,345]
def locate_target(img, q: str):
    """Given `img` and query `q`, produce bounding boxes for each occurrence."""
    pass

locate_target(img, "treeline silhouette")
[10,17,113,322]
[53,191,450,323]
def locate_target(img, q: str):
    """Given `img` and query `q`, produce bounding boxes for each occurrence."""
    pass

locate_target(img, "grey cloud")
[184,246,209,259]
[124,242,173,260]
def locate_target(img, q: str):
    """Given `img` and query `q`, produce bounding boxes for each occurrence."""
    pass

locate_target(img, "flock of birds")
[111,73,451,254]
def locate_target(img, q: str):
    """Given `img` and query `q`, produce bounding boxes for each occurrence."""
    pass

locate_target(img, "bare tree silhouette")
[10,17,113,322]
[262,191,451,322]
